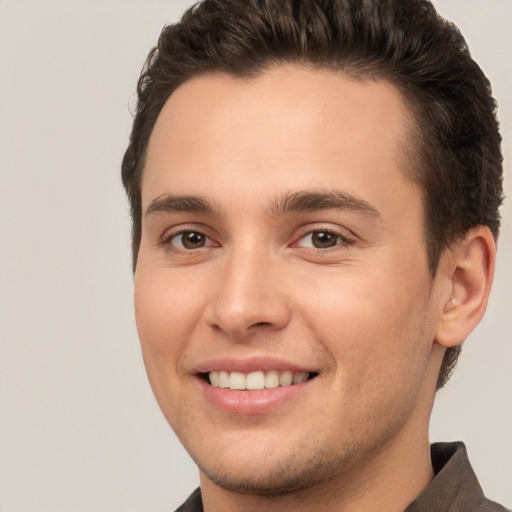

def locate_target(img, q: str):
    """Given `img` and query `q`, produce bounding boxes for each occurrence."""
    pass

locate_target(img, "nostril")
[251,321,271,328]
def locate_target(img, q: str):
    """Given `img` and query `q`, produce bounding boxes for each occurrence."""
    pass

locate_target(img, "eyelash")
[162,229,217,251]
[292,228,355,250]
[161,226,355,253]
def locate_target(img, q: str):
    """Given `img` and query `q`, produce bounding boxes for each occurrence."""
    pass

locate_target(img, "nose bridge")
[207,240,290,338]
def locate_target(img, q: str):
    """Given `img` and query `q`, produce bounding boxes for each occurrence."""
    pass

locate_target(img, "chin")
[201,463,331,496]
[194,443,356,497]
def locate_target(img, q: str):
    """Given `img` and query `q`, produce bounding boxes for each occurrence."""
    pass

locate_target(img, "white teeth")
[218,371,230,388]
[209,371,219,387]
[264,370,280,389]
[229,371,246,390]
[293,372,309,384]
[279,371,293,386]
[246,371,265,390]
[208,370,312,390]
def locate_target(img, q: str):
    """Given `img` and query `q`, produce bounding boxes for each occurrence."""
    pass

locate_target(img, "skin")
[134,66,493,512]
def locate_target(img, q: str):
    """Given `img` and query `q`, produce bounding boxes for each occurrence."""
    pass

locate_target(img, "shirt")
[174,442,510,512]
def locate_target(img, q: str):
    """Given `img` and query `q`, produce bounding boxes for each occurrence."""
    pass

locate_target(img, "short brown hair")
[122,0,503,389]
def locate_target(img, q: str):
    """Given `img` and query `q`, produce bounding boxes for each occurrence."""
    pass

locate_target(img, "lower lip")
[199,378,313,415]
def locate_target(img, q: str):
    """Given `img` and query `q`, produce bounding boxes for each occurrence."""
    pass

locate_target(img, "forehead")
[142,65,418,216]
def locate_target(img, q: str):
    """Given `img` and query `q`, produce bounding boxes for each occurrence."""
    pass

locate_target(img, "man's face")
[135,67,444,494]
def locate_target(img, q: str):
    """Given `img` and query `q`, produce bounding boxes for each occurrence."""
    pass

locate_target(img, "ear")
[435,226,496,348]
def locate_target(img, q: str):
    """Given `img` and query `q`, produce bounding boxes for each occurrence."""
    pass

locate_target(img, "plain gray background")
[0,1,510,511]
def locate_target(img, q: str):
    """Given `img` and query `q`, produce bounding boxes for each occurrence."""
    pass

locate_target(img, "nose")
[205,247,291,339]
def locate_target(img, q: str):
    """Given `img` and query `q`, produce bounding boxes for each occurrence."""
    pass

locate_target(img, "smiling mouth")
[203,370,318,390]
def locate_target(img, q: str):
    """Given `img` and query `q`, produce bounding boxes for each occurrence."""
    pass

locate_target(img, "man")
[122,1,507,511]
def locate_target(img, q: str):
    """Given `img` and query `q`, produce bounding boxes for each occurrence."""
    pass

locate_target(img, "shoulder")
[173,488,203,512]
[406,442,510,512]
[476,500,511,512]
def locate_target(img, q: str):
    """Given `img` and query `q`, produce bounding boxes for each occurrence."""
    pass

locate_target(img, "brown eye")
[295,229,354,250]
[170,231,209,249]
[182,232,206,249]
[310,231,338,248]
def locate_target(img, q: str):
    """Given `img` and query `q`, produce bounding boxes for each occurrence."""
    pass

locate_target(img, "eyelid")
[158,222,356,251]
[291,225,357,249]
[160,224,220,249]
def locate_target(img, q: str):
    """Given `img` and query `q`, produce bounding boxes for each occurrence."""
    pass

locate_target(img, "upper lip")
[195,355,318,374]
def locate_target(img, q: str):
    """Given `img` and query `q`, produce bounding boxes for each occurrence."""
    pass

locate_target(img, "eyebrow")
[145,194,217,217]
[144,190,380,220]
[268,190,381,219]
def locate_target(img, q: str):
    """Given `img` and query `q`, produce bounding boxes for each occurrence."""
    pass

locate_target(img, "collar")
[406,441,488,512]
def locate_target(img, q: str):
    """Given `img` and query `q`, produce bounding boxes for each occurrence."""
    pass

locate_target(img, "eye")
[295,230,351,249]
[167,230,214,250]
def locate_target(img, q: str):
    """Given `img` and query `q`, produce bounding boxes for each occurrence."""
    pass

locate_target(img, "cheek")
[302,272,435,437]
[133,269,207,429]
[134,269,202,377]
[298,266,434,385]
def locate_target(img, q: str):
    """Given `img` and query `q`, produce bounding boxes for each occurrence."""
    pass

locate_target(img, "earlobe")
[435,226,496,348]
